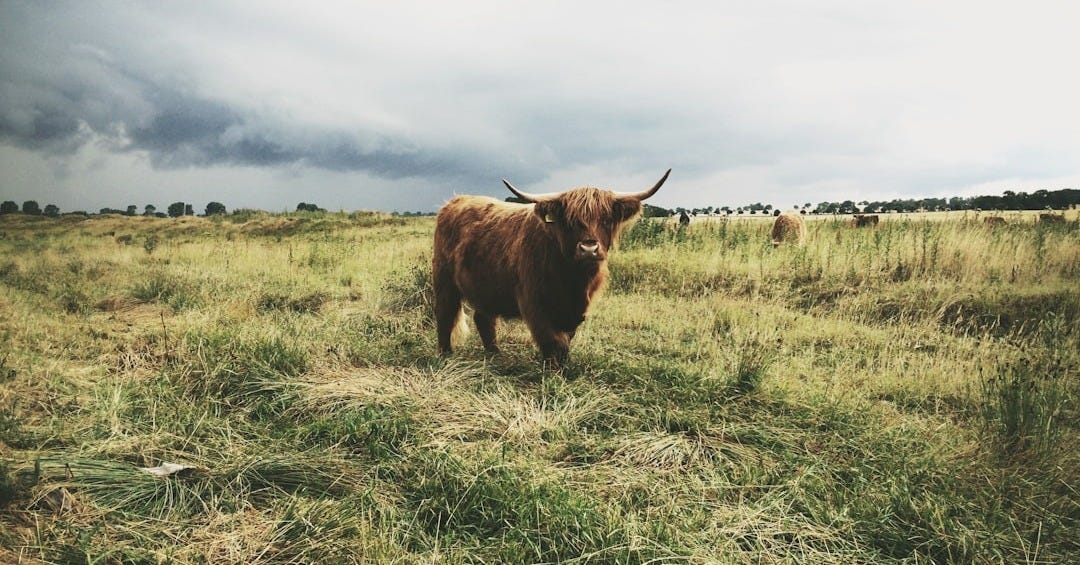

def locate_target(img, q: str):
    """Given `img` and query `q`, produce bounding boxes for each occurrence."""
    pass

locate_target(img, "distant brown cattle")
[1039,213,1065,224]
[983,216,1006,226]
[433,169,671,369]
[853,214,879,227]
[770,213,806,247]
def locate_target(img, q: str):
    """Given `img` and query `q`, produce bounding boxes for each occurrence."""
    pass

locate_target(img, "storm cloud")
[0,4,516,185]
[1,1,1079,212]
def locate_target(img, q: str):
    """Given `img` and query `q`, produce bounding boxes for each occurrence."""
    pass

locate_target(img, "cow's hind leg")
[474,310,499,353]
[434,285,463,357]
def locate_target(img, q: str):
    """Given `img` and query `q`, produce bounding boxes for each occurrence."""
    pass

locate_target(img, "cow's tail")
[450,305,470,348]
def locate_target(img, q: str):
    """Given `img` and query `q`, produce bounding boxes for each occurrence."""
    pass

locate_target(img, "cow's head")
[503,169,670,263]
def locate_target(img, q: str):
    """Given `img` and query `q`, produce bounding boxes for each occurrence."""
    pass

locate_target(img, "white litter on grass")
[138,462,207,477]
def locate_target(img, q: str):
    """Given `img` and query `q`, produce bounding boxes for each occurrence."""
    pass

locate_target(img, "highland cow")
[853,214,880,227]
[770,212,807,247]
[433,169,671,369]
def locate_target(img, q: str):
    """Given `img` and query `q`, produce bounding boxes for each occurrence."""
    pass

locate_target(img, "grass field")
[1,209,1077,563]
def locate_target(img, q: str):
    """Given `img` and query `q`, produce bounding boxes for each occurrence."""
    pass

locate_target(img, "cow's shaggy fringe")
[561,187,641,243]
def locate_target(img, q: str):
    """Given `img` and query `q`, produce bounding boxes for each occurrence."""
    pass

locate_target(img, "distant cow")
[853,214,880,227]
[983,216,1006,226]
[433,169,671,369]
[678,211,690,226]
[771,213,806,247]
[1039,213,1065,224]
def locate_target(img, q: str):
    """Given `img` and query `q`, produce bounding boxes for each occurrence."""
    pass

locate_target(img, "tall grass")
[1,211,1077,562]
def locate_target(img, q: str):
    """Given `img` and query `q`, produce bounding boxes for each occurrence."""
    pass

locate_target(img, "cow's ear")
[614,198,643,222]
[534,200,563,224]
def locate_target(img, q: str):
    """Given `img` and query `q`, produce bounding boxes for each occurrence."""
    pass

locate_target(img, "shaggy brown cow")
[853,214,880,227]
[433,170,671,368]
[1039,213,1065,224]
[983,216,1006,226]
[770,213,806,247]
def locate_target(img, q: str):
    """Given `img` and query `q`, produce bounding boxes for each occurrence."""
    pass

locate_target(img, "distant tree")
[205,201,227,216]
[143,204,156,216]
[773,209,781,216]
[184,204,193,216]
[22,200,41,215]
[641,203,670,218]
[125,205,137,216]
[0,201,18,214]
[816,202,839,214]
[296,202,325,213]
[44,204,60,217]
[948,196,968,211]
[167,202,186,218]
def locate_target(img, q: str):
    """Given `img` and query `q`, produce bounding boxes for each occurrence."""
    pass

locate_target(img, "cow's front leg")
[474,310,500,353]
[534,331,571,371]
[521,300,574,370]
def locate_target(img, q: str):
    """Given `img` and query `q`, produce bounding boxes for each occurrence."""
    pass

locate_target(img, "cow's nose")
[578,240,600,257]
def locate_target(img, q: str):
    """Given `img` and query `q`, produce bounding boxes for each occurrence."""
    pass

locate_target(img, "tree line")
[0,200,229,218]
[810,188,1080,215]
[642,188,1080,217]
[4,187,1077,220]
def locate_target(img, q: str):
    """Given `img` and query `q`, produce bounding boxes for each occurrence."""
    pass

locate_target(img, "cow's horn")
[504,168,670,202]
[502,180,561,203]
[618,169,671,201]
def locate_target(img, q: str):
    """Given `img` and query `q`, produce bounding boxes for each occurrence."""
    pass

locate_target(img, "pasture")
[1,210,1077,563]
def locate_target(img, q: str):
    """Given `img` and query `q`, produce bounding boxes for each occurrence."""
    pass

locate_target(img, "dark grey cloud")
[0,1,537,191]
[0,42,509,186]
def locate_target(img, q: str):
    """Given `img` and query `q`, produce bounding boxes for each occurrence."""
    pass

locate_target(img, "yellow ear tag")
[544,214,554,223]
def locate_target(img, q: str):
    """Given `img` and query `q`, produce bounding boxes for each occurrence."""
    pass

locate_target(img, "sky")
[2,1,1079,214]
